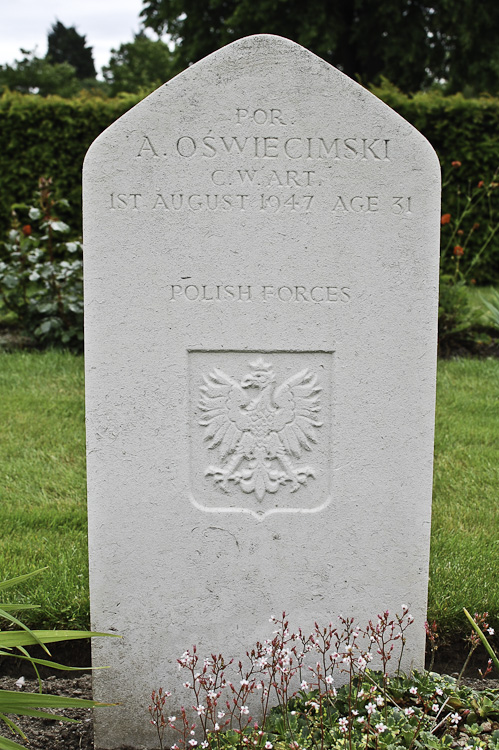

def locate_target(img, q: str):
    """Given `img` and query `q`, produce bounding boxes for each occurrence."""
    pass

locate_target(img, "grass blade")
[0,608,51,656]
[463,608,499,674]
[0,650,106,671]
[0,570,48,593]
[0,630,120,648]
[0,734,28,750]
[0,689,115,709]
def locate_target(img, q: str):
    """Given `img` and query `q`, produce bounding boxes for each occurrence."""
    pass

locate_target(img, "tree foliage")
[140,0,499,93]
[47,20,96,80]
[0,50,81,97]
[102,32,174,94]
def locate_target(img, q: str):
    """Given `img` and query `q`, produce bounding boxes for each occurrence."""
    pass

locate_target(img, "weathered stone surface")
[83,34,440,749]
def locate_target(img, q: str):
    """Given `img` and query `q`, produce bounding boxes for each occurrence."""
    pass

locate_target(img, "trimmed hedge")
[1,86,499,281]
[0,91,141,234]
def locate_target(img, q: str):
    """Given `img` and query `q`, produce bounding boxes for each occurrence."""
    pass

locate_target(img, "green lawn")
[0,351,497,640]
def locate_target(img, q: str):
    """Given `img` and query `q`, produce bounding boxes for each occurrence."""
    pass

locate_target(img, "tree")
[0,49,81,97]
[47,20,96,80]
[139,0,499,94]
[102,33,174,94]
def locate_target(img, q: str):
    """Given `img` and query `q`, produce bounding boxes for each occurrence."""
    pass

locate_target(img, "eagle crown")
[240,358,276,390]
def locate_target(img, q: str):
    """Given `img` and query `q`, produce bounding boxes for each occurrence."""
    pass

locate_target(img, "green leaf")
[0,630,120,648]
[0,604,40,612]
[28,207,41,220]
[1,275,19,289]
[0,650,105,672]
[0,733,28,750]
[0,688,115,709]
[463,609,499,674]
[0,608,51,656]
[0,714,25,739]
[49,220,70,232]
[0,569,48,592]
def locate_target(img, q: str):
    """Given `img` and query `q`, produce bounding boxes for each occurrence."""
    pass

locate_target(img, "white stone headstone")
[83,34,440,749]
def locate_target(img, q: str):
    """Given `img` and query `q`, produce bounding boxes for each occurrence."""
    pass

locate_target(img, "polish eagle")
[198,358,322,501]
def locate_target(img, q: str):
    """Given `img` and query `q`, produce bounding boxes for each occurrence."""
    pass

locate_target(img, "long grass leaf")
[0,609,50,656]
[0,650,104,671]
[0,689,116,708]
[0,715,25,739]
[0,708,77,722]
[463,608,499,674]
[0,570,48,593]
[0,605,40,612]
[0,630,120,648]
[15,645,42,692]
[0,733,28,750]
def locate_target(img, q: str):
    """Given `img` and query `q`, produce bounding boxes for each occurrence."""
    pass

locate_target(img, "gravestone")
[83,35,440,749]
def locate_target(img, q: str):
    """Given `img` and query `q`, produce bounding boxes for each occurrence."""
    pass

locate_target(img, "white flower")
[300,680,309,690]
[401,604,408,612]
[325,675,334,684]
[375,722,387,733]
[189,741,197,747]
[376,696,384,707]
[201,743,209,748]
[338,717,348,733]
[432,704,439,713]
[404,707,415,717]
[488,628,495,635]
[265,743,273,749]
[195,705,206,715]
[168,716,177,722]
[357,716,365,724]
[407,615,414,623]
[366,702,376,715]
[217,711,225,719]
[214,723,220,731]
[240,706,249,715]
[450,713,461,725]
[409,686,418,695]
[183,682,192,689]
[435,688,443,696]
[240,679,249,686]
[15,677,25,689]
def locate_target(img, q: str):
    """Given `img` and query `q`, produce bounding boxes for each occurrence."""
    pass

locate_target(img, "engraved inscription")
[129,108,401,217]
[173,135,390,161]
[166,284,351,303]
[108,191,412,216]
[199,358,322,501]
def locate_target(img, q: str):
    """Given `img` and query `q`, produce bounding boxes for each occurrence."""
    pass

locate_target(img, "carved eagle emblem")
[198,358,322,501]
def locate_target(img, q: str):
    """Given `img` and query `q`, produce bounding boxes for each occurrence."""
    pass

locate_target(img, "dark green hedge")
[0,91,141,234]
[1,86,499,282]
